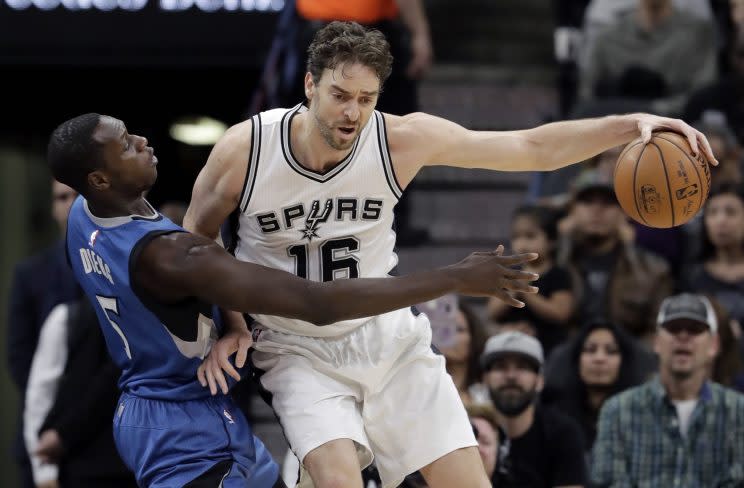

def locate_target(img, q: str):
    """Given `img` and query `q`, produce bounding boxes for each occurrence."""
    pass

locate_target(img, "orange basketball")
[613,131,711,228]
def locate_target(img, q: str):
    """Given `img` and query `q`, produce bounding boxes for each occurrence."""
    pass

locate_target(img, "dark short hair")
[47,113,103,194]
[306,21,393,87]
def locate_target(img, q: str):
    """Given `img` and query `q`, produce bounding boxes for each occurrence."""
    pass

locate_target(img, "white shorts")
[250,307,477,488]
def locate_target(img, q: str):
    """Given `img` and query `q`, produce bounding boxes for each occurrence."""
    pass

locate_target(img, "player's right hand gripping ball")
[613,131,711,228]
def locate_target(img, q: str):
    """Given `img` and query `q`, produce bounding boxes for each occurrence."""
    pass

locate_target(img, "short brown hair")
[306,21,393,86]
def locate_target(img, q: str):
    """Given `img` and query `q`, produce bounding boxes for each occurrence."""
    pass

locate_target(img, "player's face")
[510,215,550,258]
[704,193,744,249]
[93,116,158,195]
[306,63,380,151]
[654,320,718,380]
[579,328,621,387]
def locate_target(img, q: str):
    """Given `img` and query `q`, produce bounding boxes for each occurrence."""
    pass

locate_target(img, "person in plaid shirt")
[591,293,744,487]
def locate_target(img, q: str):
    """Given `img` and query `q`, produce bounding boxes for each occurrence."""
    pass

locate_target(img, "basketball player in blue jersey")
[185,22,718,488]
[48,113,540,488]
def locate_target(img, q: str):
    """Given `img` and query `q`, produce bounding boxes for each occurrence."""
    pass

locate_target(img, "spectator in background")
[465,404,501,481]
[422,295,490,405]
[488,205,575,356]
[481,332,587,488]
[24,299,136,488]
[685,27,744,145]
[682,183,744,328]
[707,296,744,392]
[591,293,744,487]
[557,169,673,345]
[6,180,81,488]
[695,113,743,187]
[579,0,717,116]
[542,321,647,460]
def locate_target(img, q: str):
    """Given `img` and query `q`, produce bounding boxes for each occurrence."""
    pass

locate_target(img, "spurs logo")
[300,199,333,241]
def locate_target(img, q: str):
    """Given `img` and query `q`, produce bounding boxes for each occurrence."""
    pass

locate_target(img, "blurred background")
[2,0,743,486]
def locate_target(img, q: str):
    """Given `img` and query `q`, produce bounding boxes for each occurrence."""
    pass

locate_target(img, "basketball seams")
[656,135,705,223]
[632,143,650,226]
[653,142,676,227]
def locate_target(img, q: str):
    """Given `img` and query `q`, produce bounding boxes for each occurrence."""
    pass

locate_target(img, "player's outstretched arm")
[386,112,717,187]
[133,232,540,326]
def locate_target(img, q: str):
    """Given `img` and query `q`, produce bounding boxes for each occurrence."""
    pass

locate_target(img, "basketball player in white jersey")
[184,21,717,488]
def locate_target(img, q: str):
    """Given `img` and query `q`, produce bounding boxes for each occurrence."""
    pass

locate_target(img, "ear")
[536,373,545,393]
[709,332,720,360]
[87,170,110,191]
[653,330,662,356]
[304,72,315,102]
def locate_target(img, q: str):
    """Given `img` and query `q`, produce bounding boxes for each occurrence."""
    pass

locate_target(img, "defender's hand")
[197,327,252,395]
[451,245,539,306]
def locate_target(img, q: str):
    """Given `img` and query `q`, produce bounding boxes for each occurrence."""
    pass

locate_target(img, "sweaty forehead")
[93,116,126,144]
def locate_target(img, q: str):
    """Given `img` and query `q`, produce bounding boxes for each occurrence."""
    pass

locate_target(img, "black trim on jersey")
[184,459,231,487]
[240,113,262,213]
[128,229,213,342]
[280,103,360,183]
[222,207,242,256]
[375,112,403,199]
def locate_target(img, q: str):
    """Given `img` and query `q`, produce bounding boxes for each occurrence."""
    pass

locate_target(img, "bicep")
[184,124,251,239]
[390,113,536,173]
[136,233,313,317]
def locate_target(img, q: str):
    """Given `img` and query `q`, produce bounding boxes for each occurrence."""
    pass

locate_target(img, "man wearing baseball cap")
[592,293,744,487]
[481,331,587,487]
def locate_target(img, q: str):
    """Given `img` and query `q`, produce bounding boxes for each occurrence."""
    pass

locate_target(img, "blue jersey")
[66,196,218,401]
[67,197,280,487]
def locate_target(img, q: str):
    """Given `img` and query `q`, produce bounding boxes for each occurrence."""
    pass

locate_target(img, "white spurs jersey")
[226,104,403,337]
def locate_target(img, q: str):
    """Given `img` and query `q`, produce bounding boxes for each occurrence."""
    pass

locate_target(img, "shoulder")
[603,382,651,414]
[213,119,254,157]
[539,406,584,443]
[709,382,744,409]
[629,245,670,274]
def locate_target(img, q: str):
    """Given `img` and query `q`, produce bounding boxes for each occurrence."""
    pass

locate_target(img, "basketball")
[613,131,711,228]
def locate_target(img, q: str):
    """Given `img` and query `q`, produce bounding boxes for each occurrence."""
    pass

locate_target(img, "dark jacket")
[7,241,80,465]
[558,237,673,340]
[39,299,135,486]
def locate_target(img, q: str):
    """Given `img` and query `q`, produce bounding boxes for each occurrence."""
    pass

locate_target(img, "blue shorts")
[113,392,279,487]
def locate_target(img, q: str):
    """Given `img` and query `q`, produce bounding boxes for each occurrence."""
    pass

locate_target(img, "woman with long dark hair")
[543,321,640,454]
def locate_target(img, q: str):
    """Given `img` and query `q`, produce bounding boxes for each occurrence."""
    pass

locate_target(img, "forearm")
[525,114,640,171]
[308,267,461,325]
[396,0,429,38]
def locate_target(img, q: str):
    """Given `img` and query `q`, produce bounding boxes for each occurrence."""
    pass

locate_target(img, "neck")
[714,246,744,264]
[495,404,534,439]
[587,388,608,411]
[660,369,706,401]
[446,362,468,392]
[581,234,618,255]
[638,2,672,30]
[87,194,151,218]
[293,110,352,173]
